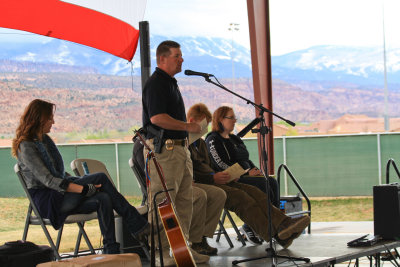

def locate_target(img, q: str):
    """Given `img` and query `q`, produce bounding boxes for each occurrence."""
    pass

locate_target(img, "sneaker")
[191,236,218,256]
[240,224,262,245]
[189,247,210,264]
[277,216,310,241]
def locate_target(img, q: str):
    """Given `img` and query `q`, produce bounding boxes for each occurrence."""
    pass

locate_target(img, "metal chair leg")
[22,206,32,241]
[216,210,227,241]
[217,220,234,248]
[225,210,246,246]
[39,218,61,260]
[56,225,64,252]
[76,222,95,254]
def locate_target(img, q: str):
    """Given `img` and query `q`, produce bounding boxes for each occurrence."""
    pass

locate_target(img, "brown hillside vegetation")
[1,73,400,137]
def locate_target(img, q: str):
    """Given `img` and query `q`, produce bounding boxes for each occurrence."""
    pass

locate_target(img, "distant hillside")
[1,72,399,137]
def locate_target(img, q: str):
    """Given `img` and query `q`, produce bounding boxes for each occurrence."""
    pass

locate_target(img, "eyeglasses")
[224,116,237,120]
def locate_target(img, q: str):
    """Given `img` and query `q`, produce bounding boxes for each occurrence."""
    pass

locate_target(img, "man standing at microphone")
[142,40,208,266]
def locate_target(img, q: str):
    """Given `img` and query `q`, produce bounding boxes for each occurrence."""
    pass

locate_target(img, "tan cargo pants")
[144,140,193,250]
[190,183,226,243]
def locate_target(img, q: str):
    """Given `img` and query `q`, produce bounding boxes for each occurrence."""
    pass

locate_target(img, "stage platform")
[141,221,400,266]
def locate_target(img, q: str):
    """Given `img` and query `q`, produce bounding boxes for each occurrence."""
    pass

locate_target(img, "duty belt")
[165,138,188,150]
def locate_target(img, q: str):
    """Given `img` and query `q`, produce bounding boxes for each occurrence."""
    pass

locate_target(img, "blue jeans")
[60,172,148,251]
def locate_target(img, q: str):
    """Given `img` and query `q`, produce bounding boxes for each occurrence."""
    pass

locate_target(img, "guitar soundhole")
[166,218,176,229]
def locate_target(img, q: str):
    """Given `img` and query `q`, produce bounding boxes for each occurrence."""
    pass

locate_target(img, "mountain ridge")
[1,36,400,91]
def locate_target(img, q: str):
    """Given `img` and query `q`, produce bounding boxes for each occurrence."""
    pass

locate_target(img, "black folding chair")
[130,137,148,206]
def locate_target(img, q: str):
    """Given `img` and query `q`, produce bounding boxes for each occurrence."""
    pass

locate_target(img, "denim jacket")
[17,140,69,192]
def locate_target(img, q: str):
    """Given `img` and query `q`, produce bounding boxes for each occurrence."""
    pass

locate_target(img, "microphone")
[184,69,213,78]
[237,117,262,138]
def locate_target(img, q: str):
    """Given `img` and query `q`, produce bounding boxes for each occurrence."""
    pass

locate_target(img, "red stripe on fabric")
[0,0,139,61]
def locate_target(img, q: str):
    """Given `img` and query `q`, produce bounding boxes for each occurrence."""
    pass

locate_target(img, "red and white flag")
[0,0,146,61]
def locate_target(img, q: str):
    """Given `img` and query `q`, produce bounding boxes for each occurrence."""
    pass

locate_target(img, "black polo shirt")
[142,67,188,140]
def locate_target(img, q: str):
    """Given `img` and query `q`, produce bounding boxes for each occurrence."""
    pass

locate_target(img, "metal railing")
[277,164,311,234]
[385,158,400,184]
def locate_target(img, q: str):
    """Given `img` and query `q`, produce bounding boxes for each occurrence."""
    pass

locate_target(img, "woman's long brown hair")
[11,99,55,158]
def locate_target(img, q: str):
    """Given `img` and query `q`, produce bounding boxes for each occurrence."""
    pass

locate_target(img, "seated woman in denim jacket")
[11,99,149,254]
[205,106,279,244]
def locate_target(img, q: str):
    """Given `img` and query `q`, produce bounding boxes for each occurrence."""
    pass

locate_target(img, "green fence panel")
[243,138,284,174]
[0,148,21,197]
[58,144,78,175]
[274,138,284,174]
[243,138,260,169]
[278,135,379,197]
[117,143,142,196]
[1,133,400,198]
[380,134,400,183]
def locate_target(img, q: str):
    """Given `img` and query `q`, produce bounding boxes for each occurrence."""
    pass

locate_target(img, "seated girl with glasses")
[205,105,279,244]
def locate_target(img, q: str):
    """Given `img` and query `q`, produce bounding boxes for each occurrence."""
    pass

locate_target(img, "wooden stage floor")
[142,233,400,267]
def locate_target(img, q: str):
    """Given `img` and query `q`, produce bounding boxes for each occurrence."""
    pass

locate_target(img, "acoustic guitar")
[135,132,196,267]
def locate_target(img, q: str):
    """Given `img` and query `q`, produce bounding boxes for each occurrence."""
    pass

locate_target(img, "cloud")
[2,0,400,56]
[143,0,250,48]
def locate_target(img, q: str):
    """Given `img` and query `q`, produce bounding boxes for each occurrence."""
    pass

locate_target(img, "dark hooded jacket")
[205,131,256,173]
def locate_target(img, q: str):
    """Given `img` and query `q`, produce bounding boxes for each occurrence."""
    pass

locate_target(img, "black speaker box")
[373,184,400,239]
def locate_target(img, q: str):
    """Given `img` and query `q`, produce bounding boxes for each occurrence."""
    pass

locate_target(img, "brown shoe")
[277,216,310,241]
[191,237,218,256]
[189,247,210,264]
[275,232,301,249]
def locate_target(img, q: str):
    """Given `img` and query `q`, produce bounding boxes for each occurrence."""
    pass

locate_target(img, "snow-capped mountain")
[1,35,400,90]
[0,34,252,77]
[272,45,400,89]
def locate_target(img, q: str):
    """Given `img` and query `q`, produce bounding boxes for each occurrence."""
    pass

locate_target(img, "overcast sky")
[144,0,400,55]
[1,0,400,56]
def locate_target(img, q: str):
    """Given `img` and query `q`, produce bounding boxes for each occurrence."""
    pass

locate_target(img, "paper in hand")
[188,118,209,144]
[224,163,249,183]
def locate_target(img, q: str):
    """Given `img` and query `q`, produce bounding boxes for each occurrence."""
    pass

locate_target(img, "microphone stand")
[201,75,309,266]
